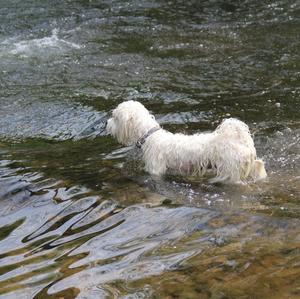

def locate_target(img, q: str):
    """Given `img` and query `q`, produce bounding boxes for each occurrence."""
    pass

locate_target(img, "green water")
[0,1,299,298]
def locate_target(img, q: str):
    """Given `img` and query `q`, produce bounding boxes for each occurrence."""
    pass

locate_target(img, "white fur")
[107,100,267,184]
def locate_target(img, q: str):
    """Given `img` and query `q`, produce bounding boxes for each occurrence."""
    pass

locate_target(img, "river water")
[0,1,299,298]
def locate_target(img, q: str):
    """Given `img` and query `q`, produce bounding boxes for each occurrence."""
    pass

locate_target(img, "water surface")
[0,1,299,298]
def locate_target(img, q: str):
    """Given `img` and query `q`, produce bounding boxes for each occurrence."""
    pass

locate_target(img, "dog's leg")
[144,157,167,177]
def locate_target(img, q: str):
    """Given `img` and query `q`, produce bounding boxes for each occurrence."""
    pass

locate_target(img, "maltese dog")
[107,100,267,184]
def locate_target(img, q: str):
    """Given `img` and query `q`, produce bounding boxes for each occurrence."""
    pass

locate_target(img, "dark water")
[0,0,300,298]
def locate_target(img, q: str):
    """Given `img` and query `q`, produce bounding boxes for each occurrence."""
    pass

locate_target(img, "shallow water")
[0,0,300,298]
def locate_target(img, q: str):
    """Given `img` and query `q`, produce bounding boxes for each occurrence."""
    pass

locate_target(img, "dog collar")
[136,126,160,148]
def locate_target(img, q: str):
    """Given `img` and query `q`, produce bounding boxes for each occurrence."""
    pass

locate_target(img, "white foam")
[9,29,81,56]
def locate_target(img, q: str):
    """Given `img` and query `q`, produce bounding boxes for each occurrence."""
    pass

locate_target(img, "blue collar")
[136,126,160,148]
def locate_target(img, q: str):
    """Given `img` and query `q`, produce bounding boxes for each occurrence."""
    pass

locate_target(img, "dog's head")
[106,100,158,146]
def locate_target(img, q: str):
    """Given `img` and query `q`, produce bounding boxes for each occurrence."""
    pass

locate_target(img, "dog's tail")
[216,118,251,140]
[250,159,267,181]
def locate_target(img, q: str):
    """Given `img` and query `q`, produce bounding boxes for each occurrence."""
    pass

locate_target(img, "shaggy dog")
[106,100,267,184]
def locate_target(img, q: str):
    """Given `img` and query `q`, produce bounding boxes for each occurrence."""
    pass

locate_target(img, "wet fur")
[107,101,267,184]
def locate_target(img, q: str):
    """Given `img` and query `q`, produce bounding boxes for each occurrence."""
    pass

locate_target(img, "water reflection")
[0,129,299,298]
[0,160,215,297]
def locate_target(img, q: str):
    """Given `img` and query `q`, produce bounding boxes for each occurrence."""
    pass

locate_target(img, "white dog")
[106,100,267,184]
